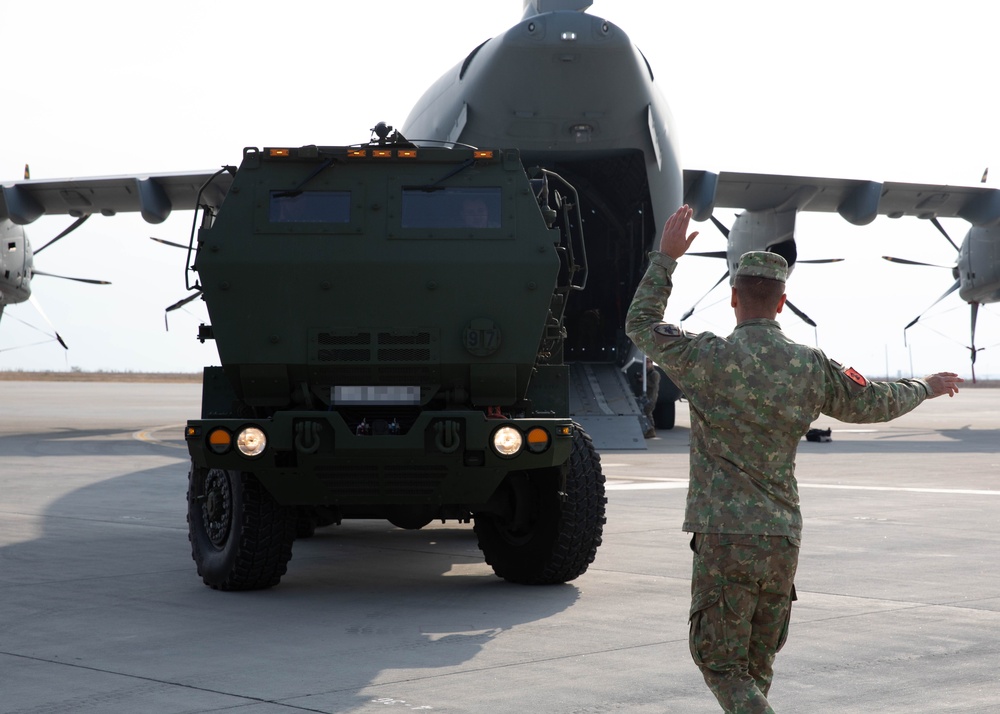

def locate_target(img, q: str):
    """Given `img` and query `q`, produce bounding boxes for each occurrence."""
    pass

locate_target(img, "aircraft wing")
[684,170,1000,228]
[0,170,234,225]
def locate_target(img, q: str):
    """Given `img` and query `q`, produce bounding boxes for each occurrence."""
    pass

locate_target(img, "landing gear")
[474,425,606,584]
[187,465,296,590]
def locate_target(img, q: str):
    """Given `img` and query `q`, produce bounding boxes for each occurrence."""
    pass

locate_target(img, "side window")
[270,191,351,223]
[401,187,501,229]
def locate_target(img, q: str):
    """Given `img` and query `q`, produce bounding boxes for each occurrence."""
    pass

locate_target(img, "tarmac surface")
[1,381,998,713]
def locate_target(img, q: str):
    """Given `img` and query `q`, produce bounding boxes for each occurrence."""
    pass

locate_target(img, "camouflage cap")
[735,251,788,283]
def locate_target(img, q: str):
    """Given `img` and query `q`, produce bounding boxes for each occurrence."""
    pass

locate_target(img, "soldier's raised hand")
[659,204,700,259]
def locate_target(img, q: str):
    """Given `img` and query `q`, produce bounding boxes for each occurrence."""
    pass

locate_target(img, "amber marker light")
[556,425,572,437]
[269,148,290,157]
[473,150,494,159]
[397,149,418,158]
[347,149,367,158]
[207,427,232,454]
[526,427,551,454]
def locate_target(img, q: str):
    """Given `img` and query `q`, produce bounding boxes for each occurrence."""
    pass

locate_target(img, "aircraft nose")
[508,11,632,51]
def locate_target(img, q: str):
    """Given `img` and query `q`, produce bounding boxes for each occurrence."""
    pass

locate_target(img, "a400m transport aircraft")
[1,0,998,392]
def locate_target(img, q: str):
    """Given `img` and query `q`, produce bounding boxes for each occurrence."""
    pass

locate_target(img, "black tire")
[187,465,296,591]
[474,425,606,584]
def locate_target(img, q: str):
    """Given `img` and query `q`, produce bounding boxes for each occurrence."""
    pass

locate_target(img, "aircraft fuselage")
[403,7,683,364]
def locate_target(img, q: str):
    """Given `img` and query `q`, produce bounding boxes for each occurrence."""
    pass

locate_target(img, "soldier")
[625,204,963,714]
[640,356,661,438]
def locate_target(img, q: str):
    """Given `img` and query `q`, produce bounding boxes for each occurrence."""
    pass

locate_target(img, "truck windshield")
[270,191,351,223]
[402,187,501,229]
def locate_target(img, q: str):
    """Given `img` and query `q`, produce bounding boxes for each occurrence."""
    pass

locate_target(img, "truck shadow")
[2,440,581,713]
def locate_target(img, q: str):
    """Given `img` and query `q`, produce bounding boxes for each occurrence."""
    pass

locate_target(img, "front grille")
[378,348,431,361]
[311,328,439,364]
[378,332,431,346]
[316,466,380,497]
[316,464,448,499]
[318,332,371,346]
[383,465,449,496]
[318,348,371,362]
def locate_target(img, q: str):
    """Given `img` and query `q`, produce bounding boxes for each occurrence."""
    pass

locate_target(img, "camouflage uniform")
[643,360,661,437]
[625,250,930,714]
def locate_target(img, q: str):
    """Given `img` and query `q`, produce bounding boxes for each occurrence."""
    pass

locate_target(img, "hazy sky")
[2,0,997,379]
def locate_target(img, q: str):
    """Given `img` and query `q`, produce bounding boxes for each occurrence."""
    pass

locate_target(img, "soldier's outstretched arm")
[822,362,964,424]
[922,372,963,398]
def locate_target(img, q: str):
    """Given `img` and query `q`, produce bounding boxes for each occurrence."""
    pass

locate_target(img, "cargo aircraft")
[2,0,997,422]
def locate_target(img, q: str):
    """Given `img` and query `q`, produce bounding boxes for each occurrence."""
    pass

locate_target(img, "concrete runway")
[1,381,998,713]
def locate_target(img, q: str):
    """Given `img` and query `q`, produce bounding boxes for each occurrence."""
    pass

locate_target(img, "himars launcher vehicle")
[182,125,606,590]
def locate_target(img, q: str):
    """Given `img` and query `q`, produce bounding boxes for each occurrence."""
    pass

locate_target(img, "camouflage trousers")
[644,367,661,419]
[688,532,799,714]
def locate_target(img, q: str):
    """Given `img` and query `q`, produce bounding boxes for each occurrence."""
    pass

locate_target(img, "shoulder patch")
[653,323,687,341]
[843,365,868,388]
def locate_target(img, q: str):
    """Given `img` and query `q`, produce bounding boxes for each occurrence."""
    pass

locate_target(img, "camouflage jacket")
[625,252,930,538]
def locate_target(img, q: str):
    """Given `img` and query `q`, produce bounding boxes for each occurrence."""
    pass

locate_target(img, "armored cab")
[184,127,605,590]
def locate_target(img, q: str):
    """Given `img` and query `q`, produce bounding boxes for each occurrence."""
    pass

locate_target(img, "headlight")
[236,426,267,457]
[491,425,523,457]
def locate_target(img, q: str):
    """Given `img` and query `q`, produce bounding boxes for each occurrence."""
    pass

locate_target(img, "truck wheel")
[187,466,296,591]
[474,425,606,584]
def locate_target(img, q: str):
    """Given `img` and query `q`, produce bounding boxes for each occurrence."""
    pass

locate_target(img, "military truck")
[183,125,606,590]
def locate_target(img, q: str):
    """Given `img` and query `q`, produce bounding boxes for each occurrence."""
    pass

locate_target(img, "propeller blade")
[709,215,730,239]
[882,256,955,269]
[903,279,961,330]
[687,251,728,259]
[783,299,817,327]
[681,270,730,321]
[150,236,190,250]
[796,258,845,264]
[163,290,203,332]
[27,295,68,349]
[165,290,202,313]
[33,215,92,255]
[930,217,960,253]
[31,269,111,286]
[969,302,981,384]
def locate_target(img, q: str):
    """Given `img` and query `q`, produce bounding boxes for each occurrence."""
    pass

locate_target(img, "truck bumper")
[185,411,575,507]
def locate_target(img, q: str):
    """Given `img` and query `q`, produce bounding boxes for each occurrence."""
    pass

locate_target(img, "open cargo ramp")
[568,362,648,450]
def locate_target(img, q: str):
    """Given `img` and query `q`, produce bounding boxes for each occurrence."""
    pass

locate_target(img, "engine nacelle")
[727,209,798,282]
[959,224,1000,304]
[0,219,32,307]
